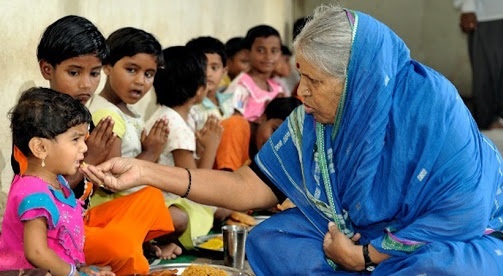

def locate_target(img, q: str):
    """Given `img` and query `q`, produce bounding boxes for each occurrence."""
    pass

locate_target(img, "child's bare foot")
[152,243,182,260]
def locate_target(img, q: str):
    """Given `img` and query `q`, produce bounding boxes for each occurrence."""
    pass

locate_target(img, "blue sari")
[247,10,503,275]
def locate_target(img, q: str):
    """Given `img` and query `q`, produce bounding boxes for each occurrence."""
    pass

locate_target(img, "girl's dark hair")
[10,87,92,157]
[37,15,109,66]
[264,97,303,120]
[243,25,281,49]
[186,36,227,66]
[225,37,247,59]
[104,27,164,67]
[154,46,207,107]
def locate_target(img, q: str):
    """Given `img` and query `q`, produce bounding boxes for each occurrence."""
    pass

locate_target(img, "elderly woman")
[81,4,503,275]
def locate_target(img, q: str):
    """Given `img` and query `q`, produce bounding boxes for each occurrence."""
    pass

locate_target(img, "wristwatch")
[362,244,376,272]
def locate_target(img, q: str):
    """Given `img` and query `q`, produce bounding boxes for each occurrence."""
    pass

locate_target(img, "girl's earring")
[41,158,45,167]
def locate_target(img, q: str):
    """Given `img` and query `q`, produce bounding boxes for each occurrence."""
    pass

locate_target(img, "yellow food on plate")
[198,236,223,250]
[181,264,226,276]
[80,162,88,168]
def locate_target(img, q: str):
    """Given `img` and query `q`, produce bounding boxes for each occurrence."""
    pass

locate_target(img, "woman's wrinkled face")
[296,54,344,124]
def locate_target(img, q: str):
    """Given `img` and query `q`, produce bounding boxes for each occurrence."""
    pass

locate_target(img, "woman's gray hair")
[293,4,352,80]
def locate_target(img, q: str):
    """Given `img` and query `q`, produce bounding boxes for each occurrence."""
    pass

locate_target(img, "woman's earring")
[41,158,45,167]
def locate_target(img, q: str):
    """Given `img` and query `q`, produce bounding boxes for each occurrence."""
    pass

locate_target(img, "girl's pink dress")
[230,73,283,122]
[0,175,85,269]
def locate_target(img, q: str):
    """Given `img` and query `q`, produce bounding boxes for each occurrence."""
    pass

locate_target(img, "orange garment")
[215,115,251,171]
[12,146,27,175]
[84,186,174,275]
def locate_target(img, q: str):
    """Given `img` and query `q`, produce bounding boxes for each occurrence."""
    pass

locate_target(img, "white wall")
[293,0,472,98]
[0,0,474,193]
[0,0,292,193]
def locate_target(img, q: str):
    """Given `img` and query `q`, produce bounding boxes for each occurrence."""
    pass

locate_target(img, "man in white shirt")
[454,0,503,129]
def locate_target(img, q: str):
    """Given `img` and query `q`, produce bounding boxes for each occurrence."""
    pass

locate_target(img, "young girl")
[87,26,168,198]
[0,87,113,276]
[223,25,284,123]
[146,46,226,251]
[85,27,179,269]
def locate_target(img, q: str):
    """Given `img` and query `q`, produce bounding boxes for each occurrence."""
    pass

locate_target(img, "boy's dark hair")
[186,36,226,66]
[105,27,164,67]
[37,15,108,66]
[243,25,281,49]
[10,87,92,157]
[293,16,311,41]
[265,97,302,120]
[154,46,207,107]
[225,37,246,59]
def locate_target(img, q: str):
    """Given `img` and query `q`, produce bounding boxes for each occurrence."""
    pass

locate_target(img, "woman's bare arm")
[83,157,278,211]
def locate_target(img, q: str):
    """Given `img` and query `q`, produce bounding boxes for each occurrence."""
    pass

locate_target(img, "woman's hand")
[80,157,143,192]
[85,116,116,165]
[140,117,169,162]
[79,265,115,276]
[323,222,364,271]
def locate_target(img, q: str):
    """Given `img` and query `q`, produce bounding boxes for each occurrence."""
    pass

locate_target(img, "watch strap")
[362,244,376,272]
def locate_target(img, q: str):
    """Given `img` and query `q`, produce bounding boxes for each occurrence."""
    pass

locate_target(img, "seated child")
[0,87,114,276]
[8,17,173,274]
[85,27,178,271]
[11,15,114,209]
[186,36,234,128]
[221,36,250,88]
[223,25,284,123]
[88,27,169,198]
[216,96,303,173]
[186,36,251,172]
[146,46,225,250]
[250,96,302,156]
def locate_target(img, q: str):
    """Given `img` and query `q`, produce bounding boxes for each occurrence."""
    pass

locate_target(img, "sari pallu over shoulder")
[248,10,503,275]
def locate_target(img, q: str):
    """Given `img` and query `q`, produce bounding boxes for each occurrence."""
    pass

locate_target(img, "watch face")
[366,265,375,272]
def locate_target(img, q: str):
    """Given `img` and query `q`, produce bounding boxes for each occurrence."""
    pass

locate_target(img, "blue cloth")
[248,10,503,275]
